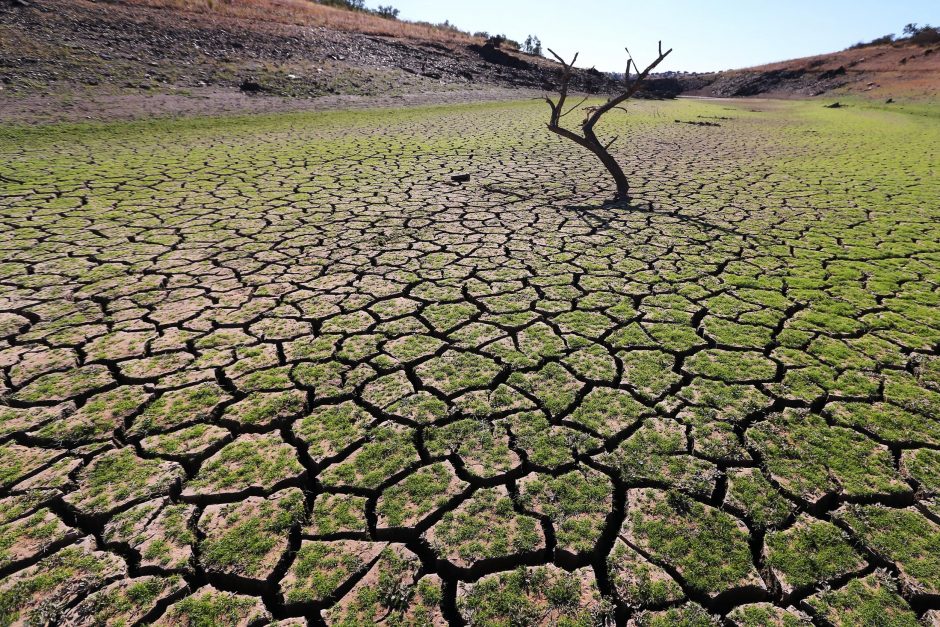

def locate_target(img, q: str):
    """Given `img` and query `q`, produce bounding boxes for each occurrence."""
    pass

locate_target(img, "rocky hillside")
[0,0,627,110]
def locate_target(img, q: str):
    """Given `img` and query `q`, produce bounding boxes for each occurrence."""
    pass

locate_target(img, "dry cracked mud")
[0,96,939,625]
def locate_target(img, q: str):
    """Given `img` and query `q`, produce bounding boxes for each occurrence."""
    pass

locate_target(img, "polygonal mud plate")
[623,488,765,601]
[458,565,608,626]
[424,485,544,571]
[83,330,154,361]
[280,539,387,607]
[0,490,59,526]
[900,447,940,495]
[249,317,312,341]
[103,498,196,571]
[11,454,83,493]
[62,574,187,626]
[64,447,184,517]
[598,417,718,497]
[677,378,772,422]
[0,442,65,489]
[424,419,521,480]
[11,364,113,403]
[630,602,719,626]
[826,401,940,446]
[566,386,650,438]
[221,389,306,428]
[319,422,419,490]
[802,572,920,627]
[0,507,79,571]
[506,412,600,469]
[0,536,126,625]
[182,432,303,498]
[119,351,195,380]
[154,585,271,627]
[291,360,354,401]
[415,350,502,396]
[562,342,618,384]
[836,504,940,596]
[0,402,73,439]
[618,350,682,402]
[127,382,230,437]
[506,361,583,417]
[10,347,78,386]
[679,406,750,463]
[198,487,305,583]
[383,334,445,364]
[305,492,369,536]
[553,310,615,339]
[28,387,151,445]
[517,467,612,560]
[763,515,866,600]
[607,539,684,608]
[387,390,449,424]
[360,370,415,410]
[140,423,230,459]
[324,544,445,626]
[726,602,809,626]
[375,461,468,530]
[700,316,773,350]
[724,467,795,528]
[747,409,909,506]
[684,349,778,384]
[292,400,371,464]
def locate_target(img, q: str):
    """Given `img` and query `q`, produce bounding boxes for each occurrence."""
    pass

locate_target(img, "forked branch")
[543,42,672,200]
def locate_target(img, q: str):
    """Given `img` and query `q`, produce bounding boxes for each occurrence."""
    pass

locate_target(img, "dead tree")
[543,42,672,201]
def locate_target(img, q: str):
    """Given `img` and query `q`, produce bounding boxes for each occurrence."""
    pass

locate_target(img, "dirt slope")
[0,0,630,121]
[682,42,940,100]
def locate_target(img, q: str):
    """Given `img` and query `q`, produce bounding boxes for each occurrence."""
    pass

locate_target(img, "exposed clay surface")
[0,96,938,624]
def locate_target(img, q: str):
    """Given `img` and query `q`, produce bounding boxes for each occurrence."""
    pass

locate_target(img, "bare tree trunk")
[581,126,629,199]
[542,43,671,202]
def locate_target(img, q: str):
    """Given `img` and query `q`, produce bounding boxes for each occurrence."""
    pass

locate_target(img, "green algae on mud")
[0,96,939,625]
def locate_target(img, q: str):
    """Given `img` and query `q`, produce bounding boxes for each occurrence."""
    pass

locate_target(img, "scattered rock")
[819,65,847,79]
[675,119,721,127]
[239,79,264,93]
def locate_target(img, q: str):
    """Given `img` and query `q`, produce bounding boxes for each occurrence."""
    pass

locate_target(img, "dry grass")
[119,0,480,44]
[728,43,940,99]
[742,43,940,75]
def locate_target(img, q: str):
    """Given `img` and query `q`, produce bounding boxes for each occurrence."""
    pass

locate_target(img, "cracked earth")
[0,97,939,626]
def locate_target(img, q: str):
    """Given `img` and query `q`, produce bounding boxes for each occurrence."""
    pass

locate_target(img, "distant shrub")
[849,24,940,50]
[849,33,894,49]
[317,0,399,20]
[317,0,365,10]
[486,34,521,50]
[903,23,940,46]
[911,26,940,46]
[523,35,543,56]
[376,5,399,19]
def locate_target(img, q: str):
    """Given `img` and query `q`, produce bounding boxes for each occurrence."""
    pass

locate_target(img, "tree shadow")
[565,196,774,245]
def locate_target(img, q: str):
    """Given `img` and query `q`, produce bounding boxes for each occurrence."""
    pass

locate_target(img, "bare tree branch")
[560,96,589,118]
[544,43,672,200]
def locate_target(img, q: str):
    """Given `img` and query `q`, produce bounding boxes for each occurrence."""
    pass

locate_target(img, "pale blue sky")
[372,1,939,72]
